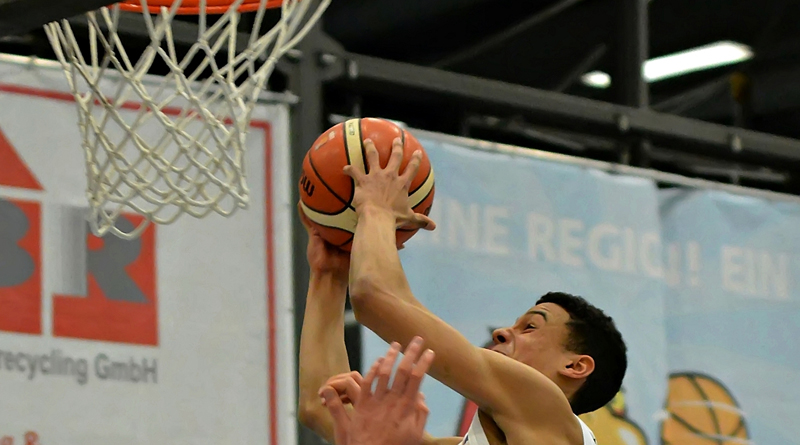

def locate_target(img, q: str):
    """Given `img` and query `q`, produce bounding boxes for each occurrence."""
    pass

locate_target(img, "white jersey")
[458,411,597,445]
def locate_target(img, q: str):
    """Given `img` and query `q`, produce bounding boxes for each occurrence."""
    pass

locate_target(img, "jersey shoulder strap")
[576,416,597,445]
[459,410,597,445]
[458,411,490,445]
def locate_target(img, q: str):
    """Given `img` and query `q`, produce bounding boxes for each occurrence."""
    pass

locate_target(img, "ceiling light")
[645,41,753,81]
[582,41,754,88]
[581,71,611,88]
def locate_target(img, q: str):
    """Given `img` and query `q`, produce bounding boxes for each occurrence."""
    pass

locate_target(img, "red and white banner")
[0,54,295,445]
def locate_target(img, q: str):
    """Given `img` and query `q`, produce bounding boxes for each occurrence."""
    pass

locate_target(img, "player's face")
[489,303,574,381]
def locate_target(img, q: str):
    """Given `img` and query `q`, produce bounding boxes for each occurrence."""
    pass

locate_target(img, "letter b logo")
[0,198,41,335]
[0,200,158,346]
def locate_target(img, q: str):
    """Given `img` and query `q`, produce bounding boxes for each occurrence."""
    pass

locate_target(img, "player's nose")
[492,327,512,345]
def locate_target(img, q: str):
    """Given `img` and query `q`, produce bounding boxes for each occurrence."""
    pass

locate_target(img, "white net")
[43,0,329,239]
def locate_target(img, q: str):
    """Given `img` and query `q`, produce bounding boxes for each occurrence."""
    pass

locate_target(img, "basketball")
[661,373,749,444]
[298,118,435,251]
[299,118,434,251]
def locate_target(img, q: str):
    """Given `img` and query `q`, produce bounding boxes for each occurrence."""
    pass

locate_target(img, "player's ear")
[560,354,594,380]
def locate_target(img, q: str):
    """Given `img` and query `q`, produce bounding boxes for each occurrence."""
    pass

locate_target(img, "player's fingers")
[342,165,363,184]
[401,150,423,187]
[341,376,362,405]
[322,370,362,388]
[393,337,423,394]
[398,213,435,231]
[404,348,434,398]
[348,370,364,385]
[360,357,382,402]
[375,342,401,398]
[402,150,423,179]
[363,139,381,173]
[326,370,363,385]
[298,207,324,238]
[320,386,351,429]
[321,375,362,405]
[386,138,404,174]
[403,213,436,232]
[416,393,429,413]
[419,214,437,231]
[297,202,312,230]
[415,394,430,429]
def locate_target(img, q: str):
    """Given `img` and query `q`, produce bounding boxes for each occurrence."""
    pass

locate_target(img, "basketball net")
[43,0,329,239]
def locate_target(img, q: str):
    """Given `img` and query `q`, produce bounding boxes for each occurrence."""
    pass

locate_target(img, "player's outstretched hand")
[343,138,436,232]
[298,202,350,279]
[320,370,364,406]
[319,337,434,445]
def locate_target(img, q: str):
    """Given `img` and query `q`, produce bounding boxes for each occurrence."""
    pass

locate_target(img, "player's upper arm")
[351,290,575,427]
[448,339,576,426]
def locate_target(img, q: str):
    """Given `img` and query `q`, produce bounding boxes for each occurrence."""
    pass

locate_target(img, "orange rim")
[117,0,285,14]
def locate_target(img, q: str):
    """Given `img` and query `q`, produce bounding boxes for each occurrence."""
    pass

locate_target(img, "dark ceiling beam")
[611,0,648,108]
[554,44,607,93]
[651,77,730,116]
[431,0,585,69]
[53,15,800,167]
[611,0,649,167]
[346,53,800,167]
[650,35,800,121]
[0,0,110,37]
[655,63,800,122]
[465,116,790,185]
[324,0,487,43]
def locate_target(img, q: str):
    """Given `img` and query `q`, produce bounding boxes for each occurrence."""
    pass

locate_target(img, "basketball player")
[319,339,433,445]
[298,137,627,445]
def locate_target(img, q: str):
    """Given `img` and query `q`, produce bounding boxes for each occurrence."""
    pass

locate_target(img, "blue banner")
[659,189,800,445]
[363,137,668,444]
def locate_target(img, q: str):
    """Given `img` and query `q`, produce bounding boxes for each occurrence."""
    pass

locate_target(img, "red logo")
[0,126,157,346]
[0,199,41,335]
[458,399,479,437]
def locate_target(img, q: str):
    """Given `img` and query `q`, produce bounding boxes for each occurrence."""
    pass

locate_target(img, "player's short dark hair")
[536,292,627,415]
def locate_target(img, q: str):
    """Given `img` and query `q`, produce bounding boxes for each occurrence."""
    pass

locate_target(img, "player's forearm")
[350,274,511,414]
[351,285,556,418]
[349,206,418,307]
[298,273,350,420]
[348,206,447,351]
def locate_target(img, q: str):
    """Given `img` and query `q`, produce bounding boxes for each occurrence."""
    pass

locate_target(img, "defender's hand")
[299,203,350,278]
[319,337,434,445]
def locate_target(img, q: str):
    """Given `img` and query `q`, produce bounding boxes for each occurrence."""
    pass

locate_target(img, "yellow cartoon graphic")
[661,373,750,445]
[580,388,648,445]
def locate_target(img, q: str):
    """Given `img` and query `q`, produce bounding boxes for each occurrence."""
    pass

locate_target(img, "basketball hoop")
[43,0,329,239]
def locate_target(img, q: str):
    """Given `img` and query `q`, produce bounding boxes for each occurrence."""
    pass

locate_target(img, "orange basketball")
[661,373,749,445]
[299,118,435,251]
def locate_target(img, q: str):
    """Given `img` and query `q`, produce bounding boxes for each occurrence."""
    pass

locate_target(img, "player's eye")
[525,324,537,331]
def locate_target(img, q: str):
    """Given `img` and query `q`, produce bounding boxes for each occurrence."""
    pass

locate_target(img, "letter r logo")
[54,214,158,345]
